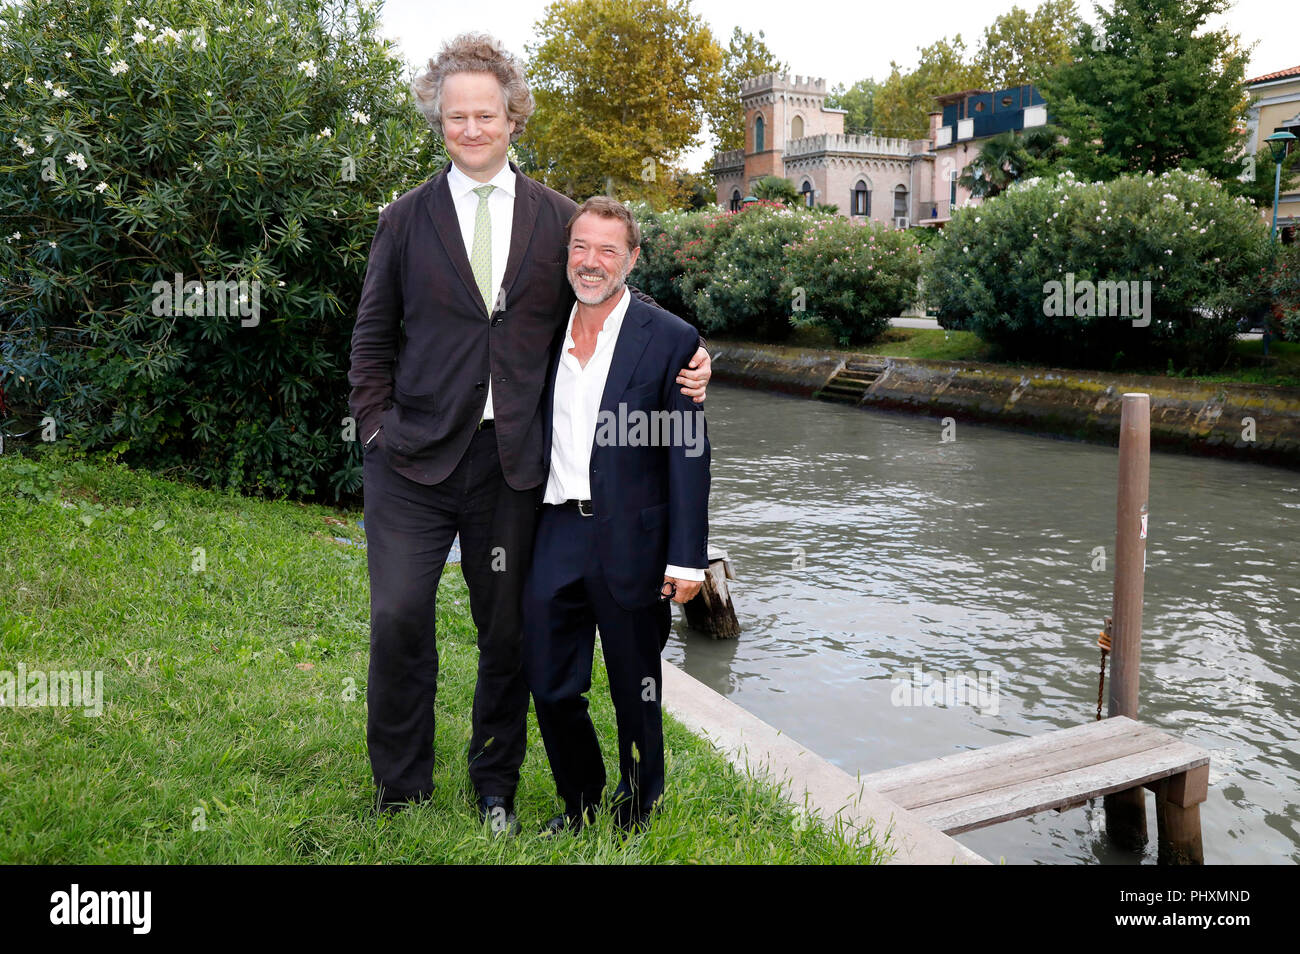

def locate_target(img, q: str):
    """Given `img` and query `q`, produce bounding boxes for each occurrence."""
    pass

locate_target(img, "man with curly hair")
[347,32,710,834]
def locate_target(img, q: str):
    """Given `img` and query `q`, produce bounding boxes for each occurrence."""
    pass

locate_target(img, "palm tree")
[958,126,1062,199]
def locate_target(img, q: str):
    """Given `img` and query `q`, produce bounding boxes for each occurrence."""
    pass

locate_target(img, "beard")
[568,262,628,305]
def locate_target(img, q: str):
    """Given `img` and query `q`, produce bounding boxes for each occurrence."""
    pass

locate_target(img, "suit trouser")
[522,504,671,821]
[362,428,539,802]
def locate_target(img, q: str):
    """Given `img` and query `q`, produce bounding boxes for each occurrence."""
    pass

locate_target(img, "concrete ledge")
[662,661,989,865]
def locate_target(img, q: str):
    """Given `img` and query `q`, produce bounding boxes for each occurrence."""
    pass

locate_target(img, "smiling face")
[567,212,640,306]
[440,71,515,181]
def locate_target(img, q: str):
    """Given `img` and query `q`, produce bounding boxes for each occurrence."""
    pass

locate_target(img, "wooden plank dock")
[860,716,1209,860]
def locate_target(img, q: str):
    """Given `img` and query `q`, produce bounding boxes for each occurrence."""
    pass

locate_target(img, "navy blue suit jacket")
[541,293,711,610]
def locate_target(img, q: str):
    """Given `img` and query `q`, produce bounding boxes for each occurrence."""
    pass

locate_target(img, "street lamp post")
[1264,129,1298,244]
[1261,130,1297,358]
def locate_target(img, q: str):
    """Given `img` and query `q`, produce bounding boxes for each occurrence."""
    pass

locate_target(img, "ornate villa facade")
[710,72,1049,229]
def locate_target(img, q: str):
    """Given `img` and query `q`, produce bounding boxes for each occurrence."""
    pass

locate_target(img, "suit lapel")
[599,295,652,417]
[426,165,487,315]
[497,163,540,316]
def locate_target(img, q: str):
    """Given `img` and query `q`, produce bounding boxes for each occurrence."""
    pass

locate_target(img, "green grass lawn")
[0,449,889,864]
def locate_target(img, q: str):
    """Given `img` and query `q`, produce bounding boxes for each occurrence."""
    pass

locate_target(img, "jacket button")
[475,381,485,390]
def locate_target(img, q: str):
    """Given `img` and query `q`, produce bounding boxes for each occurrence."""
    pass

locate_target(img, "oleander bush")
[627,201,710,320]
[1263,240,1300,342]
[924,169,1271,369]
[631,199,924,344]
[683,200,835,340]
[780,217,925,346]
[0,0,439,497]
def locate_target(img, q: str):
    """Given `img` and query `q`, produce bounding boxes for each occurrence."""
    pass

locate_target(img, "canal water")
[665,383,1300,864]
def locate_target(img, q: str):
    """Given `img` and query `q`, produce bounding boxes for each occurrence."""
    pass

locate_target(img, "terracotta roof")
[1246,65,1300,85]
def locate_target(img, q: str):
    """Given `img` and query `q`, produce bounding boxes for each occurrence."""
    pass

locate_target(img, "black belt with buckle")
[477,418,495,431]
[552,498,593,517]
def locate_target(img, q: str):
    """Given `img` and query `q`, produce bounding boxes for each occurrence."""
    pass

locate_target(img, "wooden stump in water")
[683,546,740,639]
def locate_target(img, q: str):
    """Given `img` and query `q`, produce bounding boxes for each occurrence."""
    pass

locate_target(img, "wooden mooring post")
[1102,393,1202,863]
[683,546,740,638]
[1104,393,1151,851]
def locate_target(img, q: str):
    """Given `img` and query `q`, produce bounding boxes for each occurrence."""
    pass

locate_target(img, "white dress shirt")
[447,160,515,420]
[544,287,704,583]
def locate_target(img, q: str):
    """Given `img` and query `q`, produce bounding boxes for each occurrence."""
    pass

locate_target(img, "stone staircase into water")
[816,359,886,405]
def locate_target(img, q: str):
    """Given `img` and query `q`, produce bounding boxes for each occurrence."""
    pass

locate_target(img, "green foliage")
[684,202,828,340]
[874,35,984,140]
[1264,241,1300,342]
[0,0,439,499]
[1225,145,1300,210]
[705,26,784,152]
[751,175,800,207]
[958,126,1063,199]
[924,169,1271,369]
[974,0,1080,90]
[825,78,876,136]
[627,200,711,318]
[1038,0,1249,182]
[633,202,921,345]
[781,218,924,346]
[525,0,722,206]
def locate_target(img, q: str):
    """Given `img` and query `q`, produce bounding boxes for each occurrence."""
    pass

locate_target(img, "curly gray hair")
[410,32,534,142]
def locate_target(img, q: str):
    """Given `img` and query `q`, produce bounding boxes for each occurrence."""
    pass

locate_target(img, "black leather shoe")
[477,794,521,836]
[540,811,587,836]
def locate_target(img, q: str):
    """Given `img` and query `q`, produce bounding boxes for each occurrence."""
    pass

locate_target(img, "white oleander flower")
[65,151,87,170]
[350,110,369,125]
[95,181,108,193]
[131,32,147,44]
[110,60,129,76]
[298,59,318,78]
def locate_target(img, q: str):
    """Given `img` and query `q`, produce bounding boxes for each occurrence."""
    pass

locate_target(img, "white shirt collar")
[447,160,516,200]
[564,286,632,353]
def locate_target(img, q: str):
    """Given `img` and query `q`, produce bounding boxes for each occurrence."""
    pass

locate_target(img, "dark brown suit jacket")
[348,161,578,489]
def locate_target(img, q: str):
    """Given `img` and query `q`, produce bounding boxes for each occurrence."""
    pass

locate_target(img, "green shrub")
[781,217,924,346]
[685,200,830,341]
[923,169,1271,369]
[0,0,439,498]
[629,201,710,320]
[1263,241,1300,342]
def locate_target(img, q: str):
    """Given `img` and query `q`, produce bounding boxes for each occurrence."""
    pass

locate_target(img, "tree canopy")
[1039,0,1249,180]
[524,0,722,207]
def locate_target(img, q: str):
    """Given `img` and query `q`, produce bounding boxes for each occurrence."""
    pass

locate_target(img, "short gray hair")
[567,196,642,254]
[410,32,534,142]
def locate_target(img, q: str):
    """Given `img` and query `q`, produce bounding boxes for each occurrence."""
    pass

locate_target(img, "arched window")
[894,185,909,218]
[730,189,741,212]
[801,179,814,208]
[852,180,870,217]
[791,115,804,140]
[755,114,765,152]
